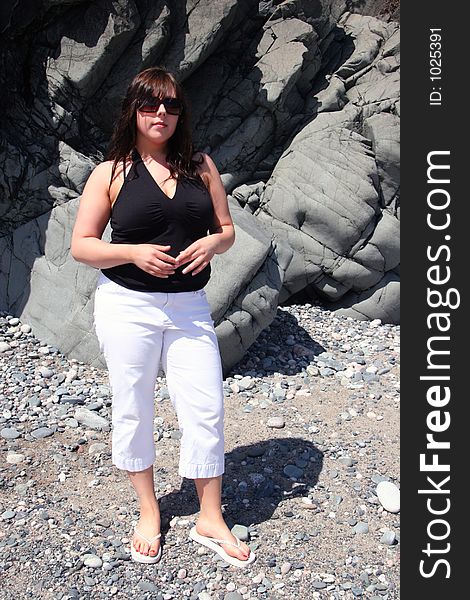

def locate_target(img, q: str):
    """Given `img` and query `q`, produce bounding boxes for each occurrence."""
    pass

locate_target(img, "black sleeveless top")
[101,149,214,292]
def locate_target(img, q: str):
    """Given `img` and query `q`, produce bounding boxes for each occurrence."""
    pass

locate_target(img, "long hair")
[105,66,206,191]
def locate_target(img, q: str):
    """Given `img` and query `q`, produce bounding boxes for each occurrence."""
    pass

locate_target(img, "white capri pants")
[92,272,225,478]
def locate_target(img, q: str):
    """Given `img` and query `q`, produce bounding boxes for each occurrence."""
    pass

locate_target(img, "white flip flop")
[131,526,162,564]
[188,525,256,568]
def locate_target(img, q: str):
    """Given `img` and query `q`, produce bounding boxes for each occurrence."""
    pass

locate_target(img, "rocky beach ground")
[0,301,400,600]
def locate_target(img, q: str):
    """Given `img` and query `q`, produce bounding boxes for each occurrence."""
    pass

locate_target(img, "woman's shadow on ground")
[157,437,324,534]
[157,308,327,533]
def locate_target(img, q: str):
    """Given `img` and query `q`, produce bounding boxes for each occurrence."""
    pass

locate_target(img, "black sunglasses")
[137,97,183,115]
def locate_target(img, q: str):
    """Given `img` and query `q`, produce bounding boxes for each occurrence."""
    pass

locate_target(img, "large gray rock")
[247,13,400,319]
[253,102,400,307]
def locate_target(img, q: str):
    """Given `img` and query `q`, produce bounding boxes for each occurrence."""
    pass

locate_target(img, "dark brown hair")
[105,66,206,192]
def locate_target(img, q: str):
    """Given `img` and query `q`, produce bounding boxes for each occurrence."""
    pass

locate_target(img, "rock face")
[0,2,399,372]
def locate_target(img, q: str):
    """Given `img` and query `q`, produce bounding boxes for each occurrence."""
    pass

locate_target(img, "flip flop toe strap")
[134,527,162,545]
[205,535,242,550]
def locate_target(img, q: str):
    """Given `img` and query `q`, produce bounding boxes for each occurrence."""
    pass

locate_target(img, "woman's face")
[135,89,182,146]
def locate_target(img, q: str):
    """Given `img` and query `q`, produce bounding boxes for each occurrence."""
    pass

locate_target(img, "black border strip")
[402,2,467,596]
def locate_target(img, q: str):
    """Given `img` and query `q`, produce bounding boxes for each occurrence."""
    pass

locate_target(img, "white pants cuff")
[113,453,156,472]
[179,461,225,479]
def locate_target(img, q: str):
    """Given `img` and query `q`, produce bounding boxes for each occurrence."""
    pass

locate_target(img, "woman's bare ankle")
[140,499,160,515]
[198,510,224,523]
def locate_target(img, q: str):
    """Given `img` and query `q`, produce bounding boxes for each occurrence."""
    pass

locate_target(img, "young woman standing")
[71,67,255,567]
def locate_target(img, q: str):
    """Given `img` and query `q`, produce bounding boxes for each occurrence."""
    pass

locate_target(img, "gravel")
[0,302,400,599]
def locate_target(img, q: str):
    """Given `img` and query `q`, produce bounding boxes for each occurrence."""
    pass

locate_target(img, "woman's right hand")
[130,244,178,278]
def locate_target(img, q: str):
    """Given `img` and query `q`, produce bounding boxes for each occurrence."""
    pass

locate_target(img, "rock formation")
[0,1,400,373]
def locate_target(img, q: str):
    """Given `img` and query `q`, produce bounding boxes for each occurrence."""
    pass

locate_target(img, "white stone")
[6,453,25,464]
[376,481,400,513]
[267,416,285,428]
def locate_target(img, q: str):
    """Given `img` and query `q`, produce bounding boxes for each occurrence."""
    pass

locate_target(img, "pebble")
[1,427,21,439]
[280,562,292,575]
[38,366,54,378]
[283,464,304,479]
[224,593,243,600]
[1,510,16,520]
[6,452,26,464]
[31,427,55,439]
[353,522,369,534]
[266,416,285,428]
[376,481,400,513]
[74,407,109,431]
[88,442,108,454]
[231,524,249,541]
[380,530,396,545]
[238,376,255,390]
[83,554,103,568]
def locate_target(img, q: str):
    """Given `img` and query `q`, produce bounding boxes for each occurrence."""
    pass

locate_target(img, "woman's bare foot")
[132,505,161,557]
[195,514,251,561]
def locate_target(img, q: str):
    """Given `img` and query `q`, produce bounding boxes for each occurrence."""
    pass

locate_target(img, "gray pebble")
[88,442,107,454]
[380,530,396,545]
[39,366,54,378]
[1,510,16,520]
[352,586,364,596]
[231,524,249,541]
[283,464,304,479]
[1,427,21,439]
[138,580,159,592]
[306,365,319,376]
[273,388,286,401]
[238,376,255,390]
[31,427,54,439]
[353,522,369,534]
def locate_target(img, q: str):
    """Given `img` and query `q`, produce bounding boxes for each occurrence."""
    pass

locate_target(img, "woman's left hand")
[175,236,218,276]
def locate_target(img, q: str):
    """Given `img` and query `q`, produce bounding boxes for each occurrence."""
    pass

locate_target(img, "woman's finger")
[187,260,208,275]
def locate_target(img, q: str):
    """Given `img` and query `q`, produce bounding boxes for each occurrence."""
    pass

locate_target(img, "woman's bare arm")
[70,161,136,269]
[199,152,235,254]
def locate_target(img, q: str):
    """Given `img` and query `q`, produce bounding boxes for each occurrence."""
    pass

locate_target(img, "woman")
[71,67,255,567]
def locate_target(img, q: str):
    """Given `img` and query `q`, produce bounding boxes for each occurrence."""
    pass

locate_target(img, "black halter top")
[101,149,214,292]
